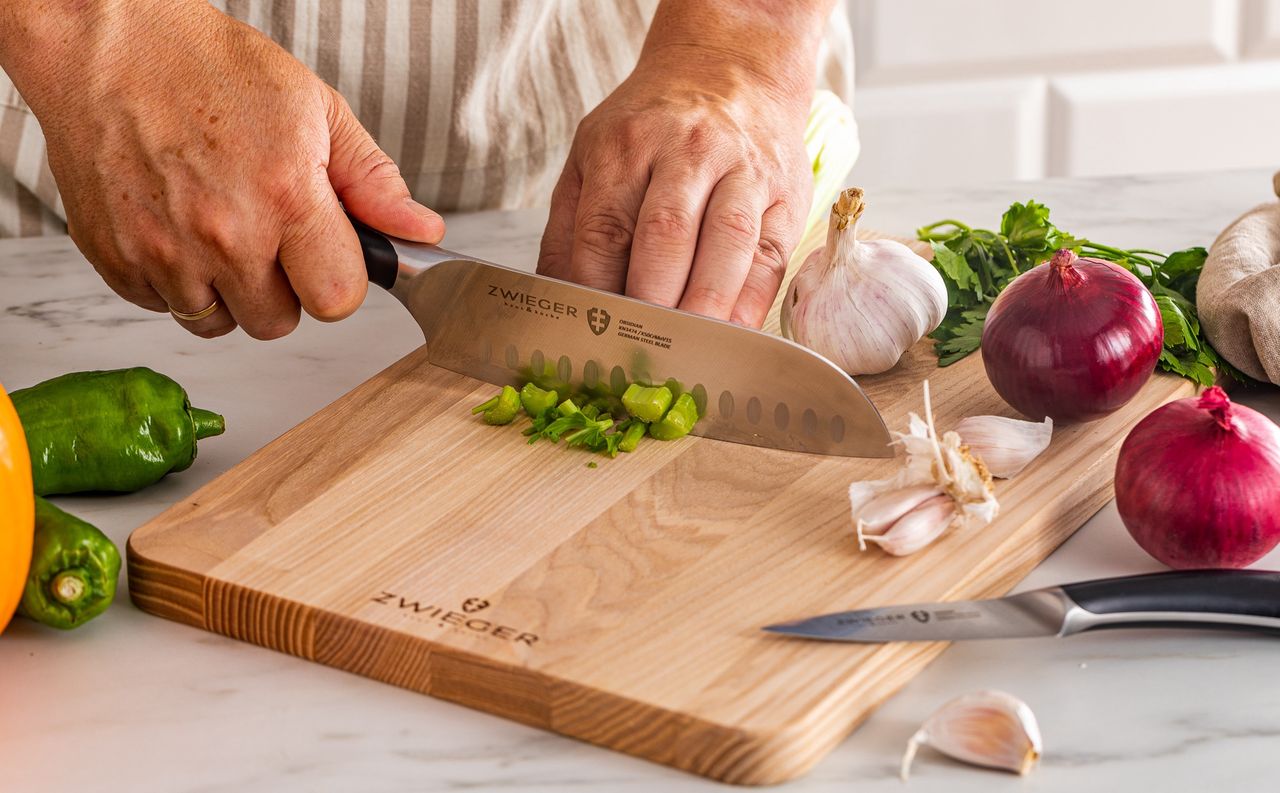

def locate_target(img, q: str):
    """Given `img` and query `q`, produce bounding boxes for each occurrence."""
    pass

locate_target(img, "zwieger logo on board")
[370,592,540,646]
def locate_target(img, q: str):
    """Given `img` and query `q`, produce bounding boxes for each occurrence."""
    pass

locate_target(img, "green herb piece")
[622,383,673,423]
[587,461,598,469]
[917,201,1243,384]
[519,383,559,417]
[648,393,699,441]
[617,421,646,453]
[471,385,521,425]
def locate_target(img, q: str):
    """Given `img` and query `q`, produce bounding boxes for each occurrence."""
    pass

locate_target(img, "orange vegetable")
[0,381,34,635]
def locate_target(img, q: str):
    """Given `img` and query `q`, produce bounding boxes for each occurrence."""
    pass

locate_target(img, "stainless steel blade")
[762,589,1075,642]
[386,240,892,457]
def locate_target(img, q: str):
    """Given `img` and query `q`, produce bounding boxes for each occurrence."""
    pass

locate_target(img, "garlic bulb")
[954,414,1053,479]
[901,690,1042,780]
[853,382,998,556]
[781,187,947,375]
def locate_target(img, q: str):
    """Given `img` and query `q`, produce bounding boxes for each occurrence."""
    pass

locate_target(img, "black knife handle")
[347,214,399,290]
[1062,570,1280,635]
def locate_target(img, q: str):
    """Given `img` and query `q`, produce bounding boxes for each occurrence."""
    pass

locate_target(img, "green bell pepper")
[11,367,225,496]
[19,497,121,630]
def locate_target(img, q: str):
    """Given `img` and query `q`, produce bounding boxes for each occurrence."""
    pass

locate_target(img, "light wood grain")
[128,281,1194,785]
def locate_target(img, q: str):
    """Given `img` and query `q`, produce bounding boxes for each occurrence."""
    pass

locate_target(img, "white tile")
[1048,62,1280,177]
[1241,0,1280,57]
[849,78,1047,190]
[854,0,1239,84]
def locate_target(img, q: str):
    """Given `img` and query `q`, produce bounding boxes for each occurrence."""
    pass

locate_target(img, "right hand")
[7,0,443,339]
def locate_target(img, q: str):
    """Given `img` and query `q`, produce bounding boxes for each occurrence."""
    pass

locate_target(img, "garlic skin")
[955,414,1053,479]
[900,690,1042,780]
[852,382,998,556]
[781,187,947,375]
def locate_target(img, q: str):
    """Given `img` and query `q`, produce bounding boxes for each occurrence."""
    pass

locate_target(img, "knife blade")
[762,570,1280,642]
[350,217,892,457]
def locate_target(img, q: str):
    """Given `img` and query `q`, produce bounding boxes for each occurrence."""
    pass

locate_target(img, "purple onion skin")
[1115,387,1280,569]
[981,250,1163,423]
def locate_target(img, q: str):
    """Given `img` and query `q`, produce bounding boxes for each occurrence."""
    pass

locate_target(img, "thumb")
[326,91,445,243]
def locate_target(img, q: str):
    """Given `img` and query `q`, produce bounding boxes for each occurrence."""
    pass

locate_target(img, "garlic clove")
[955,414,1053,479]
[852,483,945,541]
[857,494,955,556]
[900,690,1042,781]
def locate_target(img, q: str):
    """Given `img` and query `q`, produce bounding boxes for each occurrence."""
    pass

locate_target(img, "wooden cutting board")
[128,314,1194,784]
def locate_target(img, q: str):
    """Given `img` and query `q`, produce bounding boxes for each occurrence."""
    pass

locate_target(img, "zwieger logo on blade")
[587,307,611,336]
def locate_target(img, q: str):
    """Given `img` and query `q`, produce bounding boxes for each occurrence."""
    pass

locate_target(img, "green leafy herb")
[918,201,1242,386]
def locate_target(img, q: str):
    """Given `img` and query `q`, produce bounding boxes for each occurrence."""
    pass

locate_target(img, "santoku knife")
[349,217,891,457]
[762,570,1280,642]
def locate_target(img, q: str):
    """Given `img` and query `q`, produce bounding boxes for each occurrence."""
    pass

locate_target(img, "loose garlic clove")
[955,415,1053,478]
[857,494,955,556]
[852,483,944,538]
[900,690,1042,781]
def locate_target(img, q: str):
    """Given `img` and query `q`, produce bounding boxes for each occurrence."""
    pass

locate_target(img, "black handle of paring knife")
[1062,570,1280,635]
[348,214,399,290]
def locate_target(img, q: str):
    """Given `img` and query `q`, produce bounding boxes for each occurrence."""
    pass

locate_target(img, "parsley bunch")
[918,200,1241,386]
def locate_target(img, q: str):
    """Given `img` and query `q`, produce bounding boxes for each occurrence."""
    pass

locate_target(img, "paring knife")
[349,217,892,457]
[762,570,1280,642]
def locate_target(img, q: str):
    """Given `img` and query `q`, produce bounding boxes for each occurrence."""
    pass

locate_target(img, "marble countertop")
[3,169,1280,793]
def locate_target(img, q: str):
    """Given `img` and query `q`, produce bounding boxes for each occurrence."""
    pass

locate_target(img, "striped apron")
[0,0,853,238]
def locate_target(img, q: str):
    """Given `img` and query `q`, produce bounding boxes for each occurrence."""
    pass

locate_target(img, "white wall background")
[846,0,1280,189]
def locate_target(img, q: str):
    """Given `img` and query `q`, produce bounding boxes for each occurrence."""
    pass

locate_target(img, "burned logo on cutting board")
[370,592,539,646]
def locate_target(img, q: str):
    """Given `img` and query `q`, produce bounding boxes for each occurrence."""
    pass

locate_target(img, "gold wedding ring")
[169,299,221,322]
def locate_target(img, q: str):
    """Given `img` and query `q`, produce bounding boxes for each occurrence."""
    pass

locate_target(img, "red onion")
[981,249,1163,422]
[1116,386,1280,569]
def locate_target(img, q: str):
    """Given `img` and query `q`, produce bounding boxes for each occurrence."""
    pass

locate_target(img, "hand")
[1,0,443,339]
[536,46,813,328]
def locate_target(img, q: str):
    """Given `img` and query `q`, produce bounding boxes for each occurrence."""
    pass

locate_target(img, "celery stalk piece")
[478,385,521,425]
[556,398,581,417]
[792,90,860,270]
[618,421,646,453]
[622,384,673,423]
[649,393,699,440]
[519,383,559,417]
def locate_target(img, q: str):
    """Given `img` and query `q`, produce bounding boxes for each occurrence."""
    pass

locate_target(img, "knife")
[762,570,1280,642]
[349,217,892,457]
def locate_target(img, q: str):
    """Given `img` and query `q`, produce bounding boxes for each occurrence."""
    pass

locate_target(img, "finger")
[678,172,767,321]
[215,259,301,341]
[730,198,802,328]
[624,161,717,308]
[326,89,445,243]
[278,181,368,323]
[568,166,648,293]
[150,276,238,339]
[536,164,582,281]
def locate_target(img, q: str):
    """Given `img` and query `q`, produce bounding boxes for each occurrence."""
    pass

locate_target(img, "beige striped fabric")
[0,1,853,238]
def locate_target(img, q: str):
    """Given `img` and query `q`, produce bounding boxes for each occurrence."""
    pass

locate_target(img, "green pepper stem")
[191,408,226,439]
[51,570,90,606]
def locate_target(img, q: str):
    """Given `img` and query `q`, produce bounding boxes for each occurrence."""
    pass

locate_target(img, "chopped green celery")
[472,385,520,425]
[519,383,558,417]
[618,421,646,453]
[622,383,673,423]
[649,393,699,440]
[557,398,581,417]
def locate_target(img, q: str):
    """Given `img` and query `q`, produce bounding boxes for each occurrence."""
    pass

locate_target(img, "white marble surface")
[3,170,1280,793]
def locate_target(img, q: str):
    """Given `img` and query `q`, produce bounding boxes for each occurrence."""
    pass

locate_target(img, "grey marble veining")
[2,169,1280,793]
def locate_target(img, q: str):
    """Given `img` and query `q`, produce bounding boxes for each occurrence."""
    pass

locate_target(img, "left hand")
[536,47,813,328]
